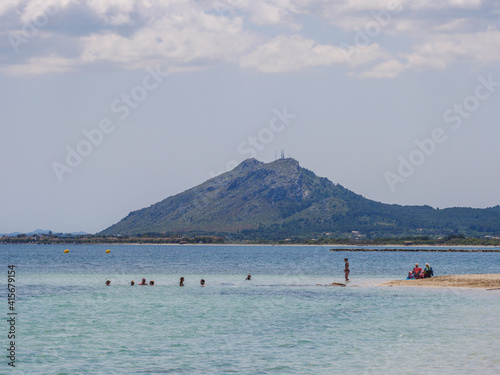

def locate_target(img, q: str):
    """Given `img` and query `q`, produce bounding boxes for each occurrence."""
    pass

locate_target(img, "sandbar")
[382,274,500,289]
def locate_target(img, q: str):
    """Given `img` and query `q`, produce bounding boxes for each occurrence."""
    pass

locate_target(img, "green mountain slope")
[100,158,500,238]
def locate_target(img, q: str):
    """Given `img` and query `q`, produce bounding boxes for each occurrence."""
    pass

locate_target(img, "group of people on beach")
[407,263,433,279]
[106,274,253,286]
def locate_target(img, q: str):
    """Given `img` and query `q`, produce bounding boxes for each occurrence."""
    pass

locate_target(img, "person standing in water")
[344,258,350,281]
[179,277,184,286]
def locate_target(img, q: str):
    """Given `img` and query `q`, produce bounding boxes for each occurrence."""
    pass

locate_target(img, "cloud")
[19,0,73,24]
[359,29,500,78]
[359,59,407,78]
[412,29,500,64]
[0,0,499,77]
[310,0,485,31]
[0,0,21,17]
[413,0,482,10]
[80,7,257,69]
[240,34,392,73]
[346,43,392,66]
[245,1,301,29]
[240,34,346,72]
[432,18,468,32]
[3,54,75,75]
[86,0,136,25]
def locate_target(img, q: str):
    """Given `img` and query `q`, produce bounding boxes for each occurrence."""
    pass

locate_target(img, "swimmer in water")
[105,279,111,286]
[149,280,155,286]
[200,279,205,287]
[130,281,135,286]
[139,278,147,285]
[246,274,251,280]
[180,277,184,286]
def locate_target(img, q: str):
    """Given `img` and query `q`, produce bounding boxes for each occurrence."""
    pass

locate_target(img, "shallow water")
[2,244,500,374]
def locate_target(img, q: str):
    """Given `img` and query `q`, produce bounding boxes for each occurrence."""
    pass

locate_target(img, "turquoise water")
[2,244,500,374]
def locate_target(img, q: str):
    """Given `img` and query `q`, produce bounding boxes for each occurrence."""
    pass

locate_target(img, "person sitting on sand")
[139,278,147,285]
[105,279,111,286]
[180,277,184,286]
[130,281,135,286]
[246,274,251,280]
[200,279,205,287]
[149,280,155,286]
[423,263,434,278]
[412,263,423,279]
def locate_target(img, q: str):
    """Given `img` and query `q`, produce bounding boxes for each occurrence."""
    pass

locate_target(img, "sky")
[1,0,500,234]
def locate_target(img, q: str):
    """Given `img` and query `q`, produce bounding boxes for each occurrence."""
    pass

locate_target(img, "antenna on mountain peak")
[281,149,285,159]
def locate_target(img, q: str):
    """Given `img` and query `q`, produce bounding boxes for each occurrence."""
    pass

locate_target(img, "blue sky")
[1,0,500,234]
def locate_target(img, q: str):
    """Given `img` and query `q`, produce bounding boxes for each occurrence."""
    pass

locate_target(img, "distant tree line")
[2,232,500,246]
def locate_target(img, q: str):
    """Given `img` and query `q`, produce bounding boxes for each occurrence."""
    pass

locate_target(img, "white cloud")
[359,29,500,78]
[239,34,390,72]
[358,58,407,78]
[86,0,136,25]
[80,7,257,69]
[2,54,75,75]
[411,29,500,66]
[0,0,21,17]
[347,43,392,66]
[337,0,406,12]
[415,0,482,9]
[20,0,73,24]
[246,1,301,28]
[313,0,483,31]
[240,34,346,72]
[0,0,498,77]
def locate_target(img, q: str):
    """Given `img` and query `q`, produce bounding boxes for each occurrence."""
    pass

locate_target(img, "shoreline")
[381,274,500,289]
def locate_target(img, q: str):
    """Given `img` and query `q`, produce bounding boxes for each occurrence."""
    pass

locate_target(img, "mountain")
[101,158,500,239]
[0,229,50,237]
[29,229,51,235]
[0,232,21,237]
[0,230,89,237]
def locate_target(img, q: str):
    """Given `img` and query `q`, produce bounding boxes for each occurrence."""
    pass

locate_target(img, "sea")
[1,244,500,374]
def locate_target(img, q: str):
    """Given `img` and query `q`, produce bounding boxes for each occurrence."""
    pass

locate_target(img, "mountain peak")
[234,157,299,172]
[268,157,299,167]
[233,158,263,172]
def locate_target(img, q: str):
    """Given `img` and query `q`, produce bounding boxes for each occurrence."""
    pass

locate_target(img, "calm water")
[2,244,500,374]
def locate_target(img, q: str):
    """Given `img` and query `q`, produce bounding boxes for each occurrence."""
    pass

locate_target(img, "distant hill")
[0,229,51,237]
[100,158,500,239]
[0,230,89,237]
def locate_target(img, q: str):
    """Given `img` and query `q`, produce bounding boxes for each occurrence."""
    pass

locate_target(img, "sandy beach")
[382,274,500,289]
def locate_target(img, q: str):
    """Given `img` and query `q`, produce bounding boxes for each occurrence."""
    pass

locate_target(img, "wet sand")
[382,274,500,289]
